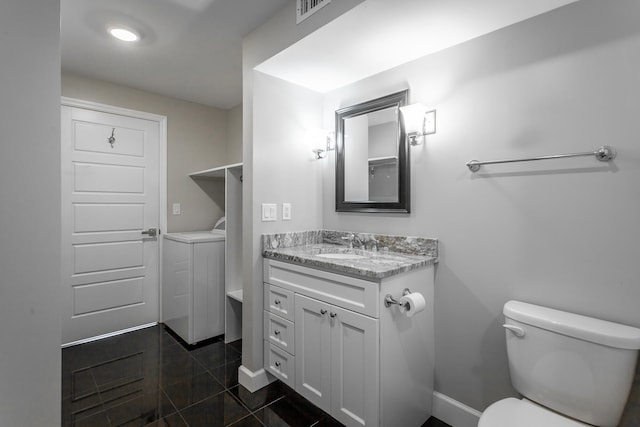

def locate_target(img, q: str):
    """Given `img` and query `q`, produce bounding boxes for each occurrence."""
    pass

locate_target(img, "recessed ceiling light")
[109,27,140,42]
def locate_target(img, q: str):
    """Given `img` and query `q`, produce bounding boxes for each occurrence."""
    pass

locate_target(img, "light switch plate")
[172,203,181,215]
[282,203,291,220]
[262,203,277,221]
[424,110,436,135]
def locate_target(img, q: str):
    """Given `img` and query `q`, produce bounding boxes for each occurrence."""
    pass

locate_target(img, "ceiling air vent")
[297,0,331,24]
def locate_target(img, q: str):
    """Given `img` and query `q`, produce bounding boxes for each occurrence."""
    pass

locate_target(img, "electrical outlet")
[261,203,277,222]
[172,203,181,215]
[282,203,291,220]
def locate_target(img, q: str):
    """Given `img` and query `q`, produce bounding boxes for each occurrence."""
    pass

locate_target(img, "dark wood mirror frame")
[335,90,410,213]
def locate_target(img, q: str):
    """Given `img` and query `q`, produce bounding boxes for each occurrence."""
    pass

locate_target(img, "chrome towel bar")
[466,145,616,172]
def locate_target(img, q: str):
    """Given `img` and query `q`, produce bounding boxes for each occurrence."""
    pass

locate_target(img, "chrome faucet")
[341,233,355,249]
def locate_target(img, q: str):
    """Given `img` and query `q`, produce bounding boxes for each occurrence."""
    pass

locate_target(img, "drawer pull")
[274,299,281,305]
[275,361,281,367]
[274,330,281,336]
[330,312,337,318]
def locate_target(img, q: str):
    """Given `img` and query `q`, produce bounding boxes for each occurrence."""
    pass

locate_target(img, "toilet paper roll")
[399,292,426,317]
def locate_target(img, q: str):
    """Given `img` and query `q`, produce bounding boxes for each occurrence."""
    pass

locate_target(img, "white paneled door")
[61,101,165,345]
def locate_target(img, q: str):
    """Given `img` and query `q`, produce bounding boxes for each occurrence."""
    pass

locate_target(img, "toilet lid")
[478,398,589,427]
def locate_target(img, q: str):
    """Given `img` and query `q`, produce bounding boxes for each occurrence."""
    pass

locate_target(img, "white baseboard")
[432,391,482,427]
[61,322,157,348]
[238,365,275,393]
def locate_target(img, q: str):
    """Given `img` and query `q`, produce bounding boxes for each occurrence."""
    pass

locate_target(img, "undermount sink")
[316,253,368,260]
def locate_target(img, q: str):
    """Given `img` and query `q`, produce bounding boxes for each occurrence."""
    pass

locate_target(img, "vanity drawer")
[264,341,295,388]
[264,311,295,355]
[264,284,295,321]
[264,259,379,318]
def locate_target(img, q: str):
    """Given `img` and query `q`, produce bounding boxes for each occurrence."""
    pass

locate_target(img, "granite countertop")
[262,230,438,280]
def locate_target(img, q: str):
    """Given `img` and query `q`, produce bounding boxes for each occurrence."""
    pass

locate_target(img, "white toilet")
[478,300,640,427]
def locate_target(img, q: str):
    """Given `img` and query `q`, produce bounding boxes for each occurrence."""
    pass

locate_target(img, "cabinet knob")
[274,299,281,305]
[275,361,281,367]
[274,330,281,335]
[330,312,337,318]
[320,309,327,315]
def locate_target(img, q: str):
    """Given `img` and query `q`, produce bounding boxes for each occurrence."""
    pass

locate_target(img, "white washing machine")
[162,219,225,344]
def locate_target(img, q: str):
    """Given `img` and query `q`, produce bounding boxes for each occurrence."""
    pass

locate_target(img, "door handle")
[141,227,158,237]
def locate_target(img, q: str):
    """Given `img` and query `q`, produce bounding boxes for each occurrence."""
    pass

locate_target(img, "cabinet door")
[295,294,332,413]
[330,305,379,427]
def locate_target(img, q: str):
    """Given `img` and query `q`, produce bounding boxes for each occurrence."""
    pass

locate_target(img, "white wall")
[0,0,62,424]
[252,72,325,235]
[321,0,640,420]
[241,0,364,378]
[240,71,325,376]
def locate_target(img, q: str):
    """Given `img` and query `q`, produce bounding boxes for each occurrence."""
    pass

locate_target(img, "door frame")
[61,96,167,346]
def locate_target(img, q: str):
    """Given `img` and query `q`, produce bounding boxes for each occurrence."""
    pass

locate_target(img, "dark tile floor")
[62,325,450,427]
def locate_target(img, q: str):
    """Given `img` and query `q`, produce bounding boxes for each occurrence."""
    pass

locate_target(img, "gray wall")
[321,0,640,420]
[0,0,62,424]
[227,104,243,164]
[62,73,232,233]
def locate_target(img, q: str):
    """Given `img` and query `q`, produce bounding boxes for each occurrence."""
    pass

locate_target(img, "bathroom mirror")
[335,90,410,213]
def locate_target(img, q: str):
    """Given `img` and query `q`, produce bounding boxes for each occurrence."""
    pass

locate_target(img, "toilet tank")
[503,300,640,427]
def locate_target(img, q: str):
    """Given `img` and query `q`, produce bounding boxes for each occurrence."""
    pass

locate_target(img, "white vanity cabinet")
[295,293,379,427]
[263,258,435,427]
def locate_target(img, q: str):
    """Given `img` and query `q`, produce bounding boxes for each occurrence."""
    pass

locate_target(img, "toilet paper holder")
[384,288,412,308]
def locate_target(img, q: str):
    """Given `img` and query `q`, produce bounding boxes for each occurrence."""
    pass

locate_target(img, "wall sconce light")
[309,129,335,160]
[399,103,436,145]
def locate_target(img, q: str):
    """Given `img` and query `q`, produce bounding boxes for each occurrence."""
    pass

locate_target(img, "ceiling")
[62,0,579,111]
[61,0,290,109]
[257,0,579,93]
